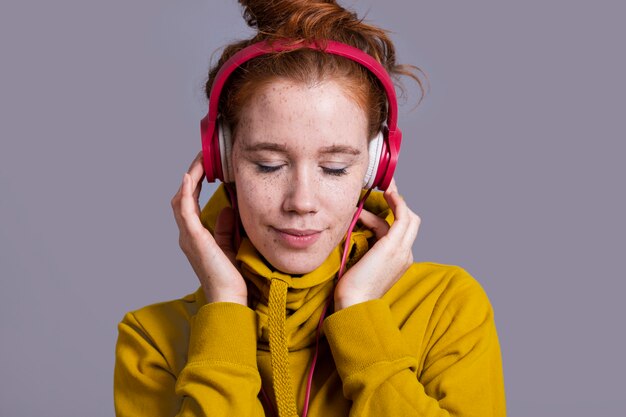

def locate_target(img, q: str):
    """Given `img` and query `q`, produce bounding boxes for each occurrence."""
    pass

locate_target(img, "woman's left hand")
[333,179,421,311]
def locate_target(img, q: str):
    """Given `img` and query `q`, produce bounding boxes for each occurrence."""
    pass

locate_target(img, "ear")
[218,118,235,183]
[363,130,384,189]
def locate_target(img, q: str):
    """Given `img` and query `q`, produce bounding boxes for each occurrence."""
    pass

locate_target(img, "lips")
[276,228,322,236]
[271,227,323,249]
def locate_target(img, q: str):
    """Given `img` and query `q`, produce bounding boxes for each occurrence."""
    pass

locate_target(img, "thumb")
[214,207,237,263]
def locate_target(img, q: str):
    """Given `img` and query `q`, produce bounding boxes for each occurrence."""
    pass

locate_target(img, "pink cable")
[301,189,373,417]
[258,190,373,417]
[260,386,276,417]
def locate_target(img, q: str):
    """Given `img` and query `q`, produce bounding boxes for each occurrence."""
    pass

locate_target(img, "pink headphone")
[200,39,402,191]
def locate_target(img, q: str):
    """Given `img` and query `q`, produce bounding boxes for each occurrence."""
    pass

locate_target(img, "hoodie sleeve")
[114,302,265,416]
[323,272,507,417]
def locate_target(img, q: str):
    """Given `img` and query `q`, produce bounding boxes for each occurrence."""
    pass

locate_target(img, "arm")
[329,179,505,415]
[114,302,265,416]
[113,151,266,416]
[324,275,506,417]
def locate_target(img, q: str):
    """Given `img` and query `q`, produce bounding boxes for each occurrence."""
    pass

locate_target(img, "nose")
[282,165,319,215]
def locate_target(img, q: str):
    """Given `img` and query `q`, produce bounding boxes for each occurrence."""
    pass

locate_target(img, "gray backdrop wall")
[1,0,624,416]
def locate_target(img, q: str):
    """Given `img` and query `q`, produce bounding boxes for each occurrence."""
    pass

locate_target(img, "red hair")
[205,0,426,139]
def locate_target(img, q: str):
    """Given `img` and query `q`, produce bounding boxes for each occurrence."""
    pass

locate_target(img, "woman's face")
[231,78,370,274]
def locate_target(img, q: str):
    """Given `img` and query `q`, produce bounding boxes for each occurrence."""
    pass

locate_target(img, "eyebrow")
[242,142,361,156]
[318,145,361,156]
[242,142,288,153]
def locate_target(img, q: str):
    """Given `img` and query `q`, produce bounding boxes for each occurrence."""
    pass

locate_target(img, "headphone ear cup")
[363,130,385,189]
[201,115,216,182]
[218,118,234,183]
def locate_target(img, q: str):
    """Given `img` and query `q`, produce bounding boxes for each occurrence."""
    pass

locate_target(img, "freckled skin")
[231,79,370,274]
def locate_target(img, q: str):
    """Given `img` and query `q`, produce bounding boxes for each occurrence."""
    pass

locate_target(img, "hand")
[333,179,421,310]
[170,151,248,305]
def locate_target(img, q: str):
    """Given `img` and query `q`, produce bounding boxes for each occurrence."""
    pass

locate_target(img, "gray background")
[1,0,624,415]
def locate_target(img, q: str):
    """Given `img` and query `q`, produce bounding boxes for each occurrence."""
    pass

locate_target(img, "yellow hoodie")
[114,185,506,416]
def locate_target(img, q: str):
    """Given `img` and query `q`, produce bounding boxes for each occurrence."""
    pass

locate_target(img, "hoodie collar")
[197,184,393,417]
[198,184,394,347]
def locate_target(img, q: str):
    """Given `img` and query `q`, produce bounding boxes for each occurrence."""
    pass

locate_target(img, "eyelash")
[256,164,282,174]
[255,164,348,177]
[322,167,348,177]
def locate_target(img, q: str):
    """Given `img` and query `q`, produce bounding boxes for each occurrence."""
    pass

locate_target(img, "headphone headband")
[201,38,402,190]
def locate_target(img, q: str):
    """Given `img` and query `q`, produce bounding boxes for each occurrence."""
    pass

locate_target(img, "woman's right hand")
[170,151,248,305]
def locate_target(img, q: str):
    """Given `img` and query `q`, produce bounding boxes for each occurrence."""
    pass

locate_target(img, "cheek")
[324,178,365,227]
[234,175,268,220]
[232,157,282,235]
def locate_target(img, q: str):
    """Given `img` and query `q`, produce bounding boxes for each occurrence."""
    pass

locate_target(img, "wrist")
[334,295,370,311]
[203,287,248,306]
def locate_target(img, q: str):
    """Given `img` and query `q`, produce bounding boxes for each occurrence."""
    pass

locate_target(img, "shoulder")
[385,262,494,323]
[391,261,490,298]
[385,263,500,370]
[415,262,492,307]
[122,287,203,330]
[116,287,205,375]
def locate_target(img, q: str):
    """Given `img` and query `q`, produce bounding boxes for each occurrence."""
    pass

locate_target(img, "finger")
[383,178,404,221]
[214,207,237,263]
[187,151,203,172]
[385,177,399,196]
[192,173,204,203]
[358,209,390,240]
[402,211,422,249]
[194,181,203,203]
[187,152,206,200]
[385,189,408,224]
[171,174,187,228]
[383,189,411,242]
[178,173,204,233]
[407,212,422,246]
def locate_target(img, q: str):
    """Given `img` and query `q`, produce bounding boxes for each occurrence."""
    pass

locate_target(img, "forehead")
[235,79,369,150]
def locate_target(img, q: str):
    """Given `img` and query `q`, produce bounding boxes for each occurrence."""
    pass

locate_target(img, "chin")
[264,251,328,275]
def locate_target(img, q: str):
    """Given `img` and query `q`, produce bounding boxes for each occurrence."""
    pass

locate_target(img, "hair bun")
[238,0,356,40]
[206,1,425,117]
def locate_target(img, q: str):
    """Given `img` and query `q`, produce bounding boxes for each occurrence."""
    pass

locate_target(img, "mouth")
[271,227,323,249]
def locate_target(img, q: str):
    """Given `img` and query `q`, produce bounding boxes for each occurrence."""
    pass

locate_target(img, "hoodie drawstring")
[268,277,299,417]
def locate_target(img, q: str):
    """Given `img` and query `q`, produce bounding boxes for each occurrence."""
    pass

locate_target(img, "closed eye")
[322,167,348,176]
[255,163,348,176]
[255,163,283,173]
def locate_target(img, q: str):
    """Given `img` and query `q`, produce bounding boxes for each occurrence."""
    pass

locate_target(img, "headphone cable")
[301,188,373,417]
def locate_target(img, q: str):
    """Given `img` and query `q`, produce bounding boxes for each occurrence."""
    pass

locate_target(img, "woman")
[114,1,506,416]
